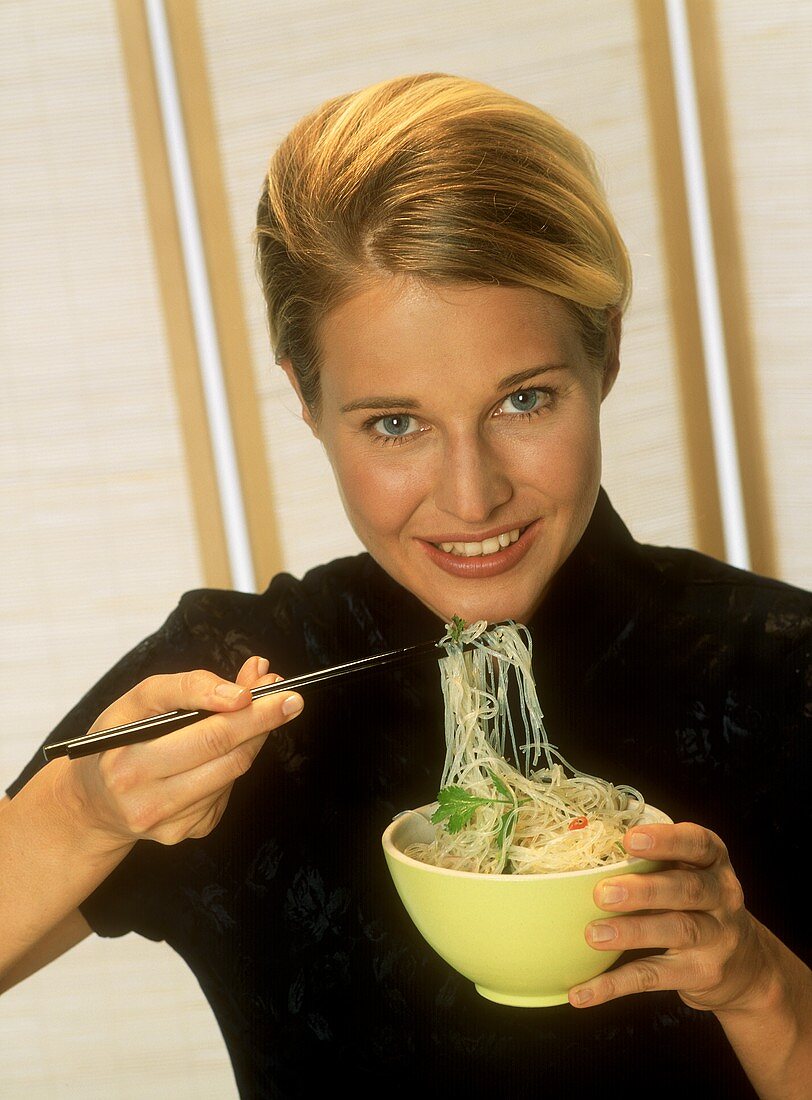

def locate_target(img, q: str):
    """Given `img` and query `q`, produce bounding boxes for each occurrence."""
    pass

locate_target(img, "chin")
[426,590,541,630]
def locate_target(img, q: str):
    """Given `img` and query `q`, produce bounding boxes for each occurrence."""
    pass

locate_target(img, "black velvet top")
[8,490,811,1099]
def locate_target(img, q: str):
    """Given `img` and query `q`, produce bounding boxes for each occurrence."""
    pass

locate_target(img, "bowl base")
[475,984,569,1008]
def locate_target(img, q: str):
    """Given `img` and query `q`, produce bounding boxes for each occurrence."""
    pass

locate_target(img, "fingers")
[144,676,302,779]
[90,664,256,733]
[593,866,722,914]
[569,954,680,1007]
[95,657,302,784]
[568,823,754,1012]
[624,821,726,868]
[235,655,272,688]
[585,909,717,953]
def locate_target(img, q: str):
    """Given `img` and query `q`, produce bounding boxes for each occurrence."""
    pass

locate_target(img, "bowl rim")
[382,801,673,881]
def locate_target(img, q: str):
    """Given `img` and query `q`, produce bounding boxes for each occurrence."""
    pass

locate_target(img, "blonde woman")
[2,74,809,1098]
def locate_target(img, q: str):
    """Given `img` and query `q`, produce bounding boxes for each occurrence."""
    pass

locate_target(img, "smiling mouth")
[430,526,528,559]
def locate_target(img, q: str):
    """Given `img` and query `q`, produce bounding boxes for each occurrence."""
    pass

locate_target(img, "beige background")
[1,0,809,1094]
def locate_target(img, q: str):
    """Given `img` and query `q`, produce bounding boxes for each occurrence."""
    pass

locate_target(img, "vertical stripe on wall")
[635,0,726,560]
[666,0,749,569]
[114,0,232,588]
[686,0,776,577]
[164,0,283,592]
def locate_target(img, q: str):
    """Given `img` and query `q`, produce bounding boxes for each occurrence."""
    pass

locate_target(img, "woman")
[1,74,809,1097]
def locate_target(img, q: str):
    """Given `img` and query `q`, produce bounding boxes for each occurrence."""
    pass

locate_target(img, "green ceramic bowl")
[382,802,671,1007]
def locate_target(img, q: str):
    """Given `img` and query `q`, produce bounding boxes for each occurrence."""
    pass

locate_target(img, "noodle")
[404,618,645,874]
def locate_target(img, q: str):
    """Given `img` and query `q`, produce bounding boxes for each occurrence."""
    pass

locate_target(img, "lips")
[418,520,539,578]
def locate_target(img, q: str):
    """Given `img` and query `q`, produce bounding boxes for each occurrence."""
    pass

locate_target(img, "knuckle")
[184,668,217,696]
[683,822,710,862]
[694,956,724,990]
[675,911,702,948]
[638,875,658,907]
[718,922,743,961]
[635,960,661,992]
[721,873,745,914]
[682,870,706,907]
[201,719,232,760]
[229,745,257,778]
[153,824,185,846]
[598,972,617,1001]
[101,755,136,797]
[125,798,158,837]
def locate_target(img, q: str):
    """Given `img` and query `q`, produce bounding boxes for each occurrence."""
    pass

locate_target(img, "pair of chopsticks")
[42,635,463,762]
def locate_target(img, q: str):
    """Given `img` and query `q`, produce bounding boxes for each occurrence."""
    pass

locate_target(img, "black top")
[9,490,811,1099]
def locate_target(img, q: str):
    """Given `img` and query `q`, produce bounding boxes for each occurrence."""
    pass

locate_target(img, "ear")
[278,357,320,439]
[600,309,622,400]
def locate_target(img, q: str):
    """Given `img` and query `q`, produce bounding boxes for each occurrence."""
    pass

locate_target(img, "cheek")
[331,445,427,537]
[518,408,601,498]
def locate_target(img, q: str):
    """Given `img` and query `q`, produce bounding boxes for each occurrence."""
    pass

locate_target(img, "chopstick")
[42,635,458,762]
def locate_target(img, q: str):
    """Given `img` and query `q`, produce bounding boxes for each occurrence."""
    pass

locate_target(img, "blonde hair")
[255,72,631,415]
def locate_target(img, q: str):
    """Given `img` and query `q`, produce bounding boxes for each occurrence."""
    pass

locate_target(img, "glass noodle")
[404,619,645,874]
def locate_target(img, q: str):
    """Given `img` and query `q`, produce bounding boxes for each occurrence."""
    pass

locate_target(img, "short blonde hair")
[255,72,631,415]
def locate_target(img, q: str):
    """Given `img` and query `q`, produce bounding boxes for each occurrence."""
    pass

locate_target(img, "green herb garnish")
[448,615,466,645]
[431,768,522,837]
[431,786,492,833]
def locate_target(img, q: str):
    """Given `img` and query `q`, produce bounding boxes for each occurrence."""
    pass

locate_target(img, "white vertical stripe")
[665,0,750,569]
[144,0,256,592]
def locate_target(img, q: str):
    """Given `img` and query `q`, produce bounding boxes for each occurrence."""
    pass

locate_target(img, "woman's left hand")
[569,822,771,1011]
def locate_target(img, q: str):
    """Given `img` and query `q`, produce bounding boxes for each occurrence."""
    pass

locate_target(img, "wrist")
[47,757,135,860]
[714,922,812,1100]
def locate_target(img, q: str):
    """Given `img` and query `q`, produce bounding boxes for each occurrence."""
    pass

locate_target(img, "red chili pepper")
[568,816,589,831]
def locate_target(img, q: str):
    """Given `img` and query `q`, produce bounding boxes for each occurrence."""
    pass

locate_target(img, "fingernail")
[215,682,246,699]
[282,693,303,717]
[256,657,270,676]
[571,987,594,1006]
[589,923,616,943]
[600,884,626,904]
[628,831,652,851]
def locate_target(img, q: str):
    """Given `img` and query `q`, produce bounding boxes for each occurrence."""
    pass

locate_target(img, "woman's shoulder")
[636,540,811,652]
[161,552,380,673]
[169,552,374,628]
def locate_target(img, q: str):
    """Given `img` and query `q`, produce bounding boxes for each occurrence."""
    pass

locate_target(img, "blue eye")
[375,414,415,437]
[501,389,540,414]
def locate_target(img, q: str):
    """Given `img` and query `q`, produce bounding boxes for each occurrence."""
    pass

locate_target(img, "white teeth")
[435,527,522,557]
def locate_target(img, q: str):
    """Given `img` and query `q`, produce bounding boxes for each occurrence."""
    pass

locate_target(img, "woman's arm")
[713,918,812,1100]
[0,656,303,991]
[0,777,116,990]
[567,822,812,1100]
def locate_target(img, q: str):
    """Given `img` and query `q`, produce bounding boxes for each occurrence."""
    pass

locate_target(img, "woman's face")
[284,276,617,627]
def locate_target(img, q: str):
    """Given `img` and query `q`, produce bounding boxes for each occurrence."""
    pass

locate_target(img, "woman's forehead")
[317,276,584,399]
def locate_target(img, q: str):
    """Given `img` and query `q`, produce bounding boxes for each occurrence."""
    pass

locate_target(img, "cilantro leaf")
[431,785,491,833]
[486,768,513,802]
[448,615,466,645]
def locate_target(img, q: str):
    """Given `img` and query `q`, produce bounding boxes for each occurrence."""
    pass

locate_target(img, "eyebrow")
[339,363,570,414]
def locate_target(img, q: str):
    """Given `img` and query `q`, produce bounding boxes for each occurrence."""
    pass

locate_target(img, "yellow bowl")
[382,802,671,1007]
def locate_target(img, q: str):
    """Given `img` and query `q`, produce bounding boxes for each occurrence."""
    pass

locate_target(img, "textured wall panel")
[713,0,812,587]
[0,2,233,1094]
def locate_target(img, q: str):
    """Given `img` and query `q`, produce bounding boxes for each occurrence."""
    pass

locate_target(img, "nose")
[433,429,513,525]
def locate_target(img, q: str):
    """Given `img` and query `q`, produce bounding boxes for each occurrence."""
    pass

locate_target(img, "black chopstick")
[42,636,456,762]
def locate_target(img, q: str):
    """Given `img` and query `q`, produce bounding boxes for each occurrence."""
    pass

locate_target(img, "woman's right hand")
[53,655,302,851]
